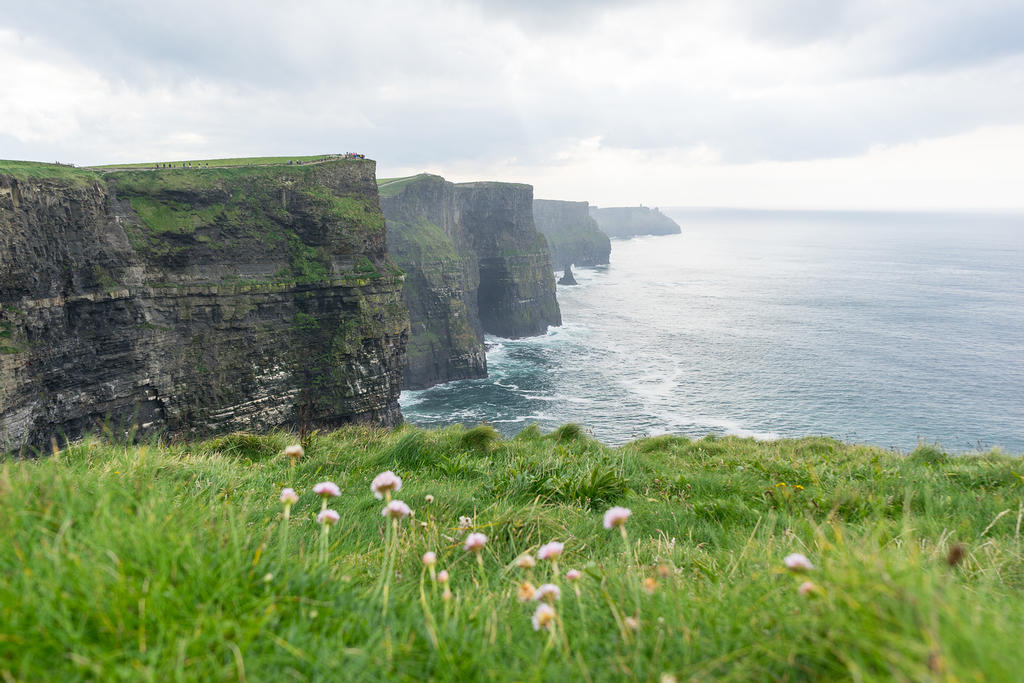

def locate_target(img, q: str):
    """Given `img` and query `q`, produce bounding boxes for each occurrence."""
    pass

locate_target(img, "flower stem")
[279,504,291,568]
[573,584,585,623]
[382,518,399,615]
[418,566,440,649]
[475,552,488,589]
[620,526,642,616]
[319,523,330,566]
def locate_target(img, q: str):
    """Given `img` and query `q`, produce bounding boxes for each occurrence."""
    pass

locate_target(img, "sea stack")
[558,265,578,285]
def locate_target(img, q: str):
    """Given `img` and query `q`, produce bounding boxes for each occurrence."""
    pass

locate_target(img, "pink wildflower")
[784,553,814,572]
[382,500,412,519]
[371,471,402,499]
[464,532,487,553]
[516,554,537,569]
[799,581,817,596]
[422,552,437,567]
[533,583,561,603]
[603,506,632,529]
[313,481,341,498]
[532,603,556,631]
[538,541,564,561]
[317,509,340,526]
[566,569,582,581]
[437,569,450,584]
[280,488,299,505]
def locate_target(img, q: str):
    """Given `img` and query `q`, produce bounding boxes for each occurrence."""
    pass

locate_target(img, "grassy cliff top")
[0,159,100,186]
[1,425,1020,680]
[455,180,533,191]
[377,173,446,198]
[1,155,373,185]
[88,153,363,171]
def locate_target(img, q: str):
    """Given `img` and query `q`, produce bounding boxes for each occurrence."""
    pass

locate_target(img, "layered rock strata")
[589,205,681,238]
[454,182,561,339]
[533,199,611,268]
[0,159,408,453]
[380,175,486,390]
[381,176,561,389]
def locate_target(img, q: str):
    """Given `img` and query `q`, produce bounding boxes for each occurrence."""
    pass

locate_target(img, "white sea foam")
[517,393,558,401]
[399,391,428,408]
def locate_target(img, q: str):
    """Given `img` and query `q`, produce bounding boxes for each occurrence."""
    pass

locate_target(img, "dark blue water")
[401,209,1024,453]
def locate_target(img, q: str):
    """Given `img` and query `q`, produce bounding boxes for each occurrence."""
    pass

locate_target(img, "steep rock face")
[533,199,611,268]
[0,159,408,453]
[589,205,681,238]
[380,175,486,390]
[455,182,561,339]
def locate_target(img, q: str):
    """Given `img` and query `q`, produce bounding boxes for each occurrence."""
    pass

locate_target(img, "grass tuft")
[459,424,501,452]
[550,422,586,443]
[908,442,950,465]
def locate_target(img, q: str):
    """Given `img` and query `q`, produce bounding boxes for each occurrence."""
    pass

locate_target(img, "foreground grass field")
[1,425,1021,681]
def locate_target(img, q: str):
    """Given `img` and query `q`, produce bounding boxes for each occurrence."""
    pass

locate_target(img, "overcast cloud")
[1,0,1022,208]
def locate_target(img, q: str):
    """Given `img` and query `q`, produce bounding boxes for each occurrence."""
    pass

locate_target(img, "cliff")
[0,158,409,453]
[379,175,561,388]
[589,205,681,238]
[533,199,611,268]
[379,175,486,390]
[454,182,561,339]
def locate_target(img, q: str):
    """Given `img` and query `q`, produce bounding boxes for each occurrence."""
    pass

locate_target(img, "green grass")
[2,428,1021,681]
[390,215,460,261]
[126,196,230,235]
[377,173,441,199]
[89,155,347,170]
[0,160,99,186]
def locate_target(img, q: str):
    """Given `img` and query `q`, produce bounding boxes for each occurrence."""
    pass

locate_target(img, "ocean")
[400,209,1024,454]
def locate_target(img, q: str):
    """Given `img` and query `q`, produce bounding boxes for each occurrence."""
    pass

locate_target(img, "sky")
[2,0,1023,210]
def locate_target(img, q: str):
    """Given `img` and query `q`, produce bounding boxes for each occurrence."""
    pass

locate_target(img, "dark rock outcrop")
[558,265,577,285]
[380,175,486,390]
[0,159,409,453]
[379,175,560,389]
[533,199,611,267]
[455,182,561,339]
[589,205,681,238]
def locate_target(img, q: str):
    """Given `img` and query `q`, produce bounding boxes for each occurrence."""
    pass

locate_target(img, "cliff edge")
[455,182,561,339]
[0,158,409,452]
[380,175,561,389]
[533,199,611,268]
[380,174,486,390]
[589,205,681,238]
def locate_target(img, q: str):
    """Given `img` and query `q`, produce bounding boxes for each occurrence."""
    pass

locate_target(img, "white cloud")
[1,1,1023,208]
[407,124,1024,210]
